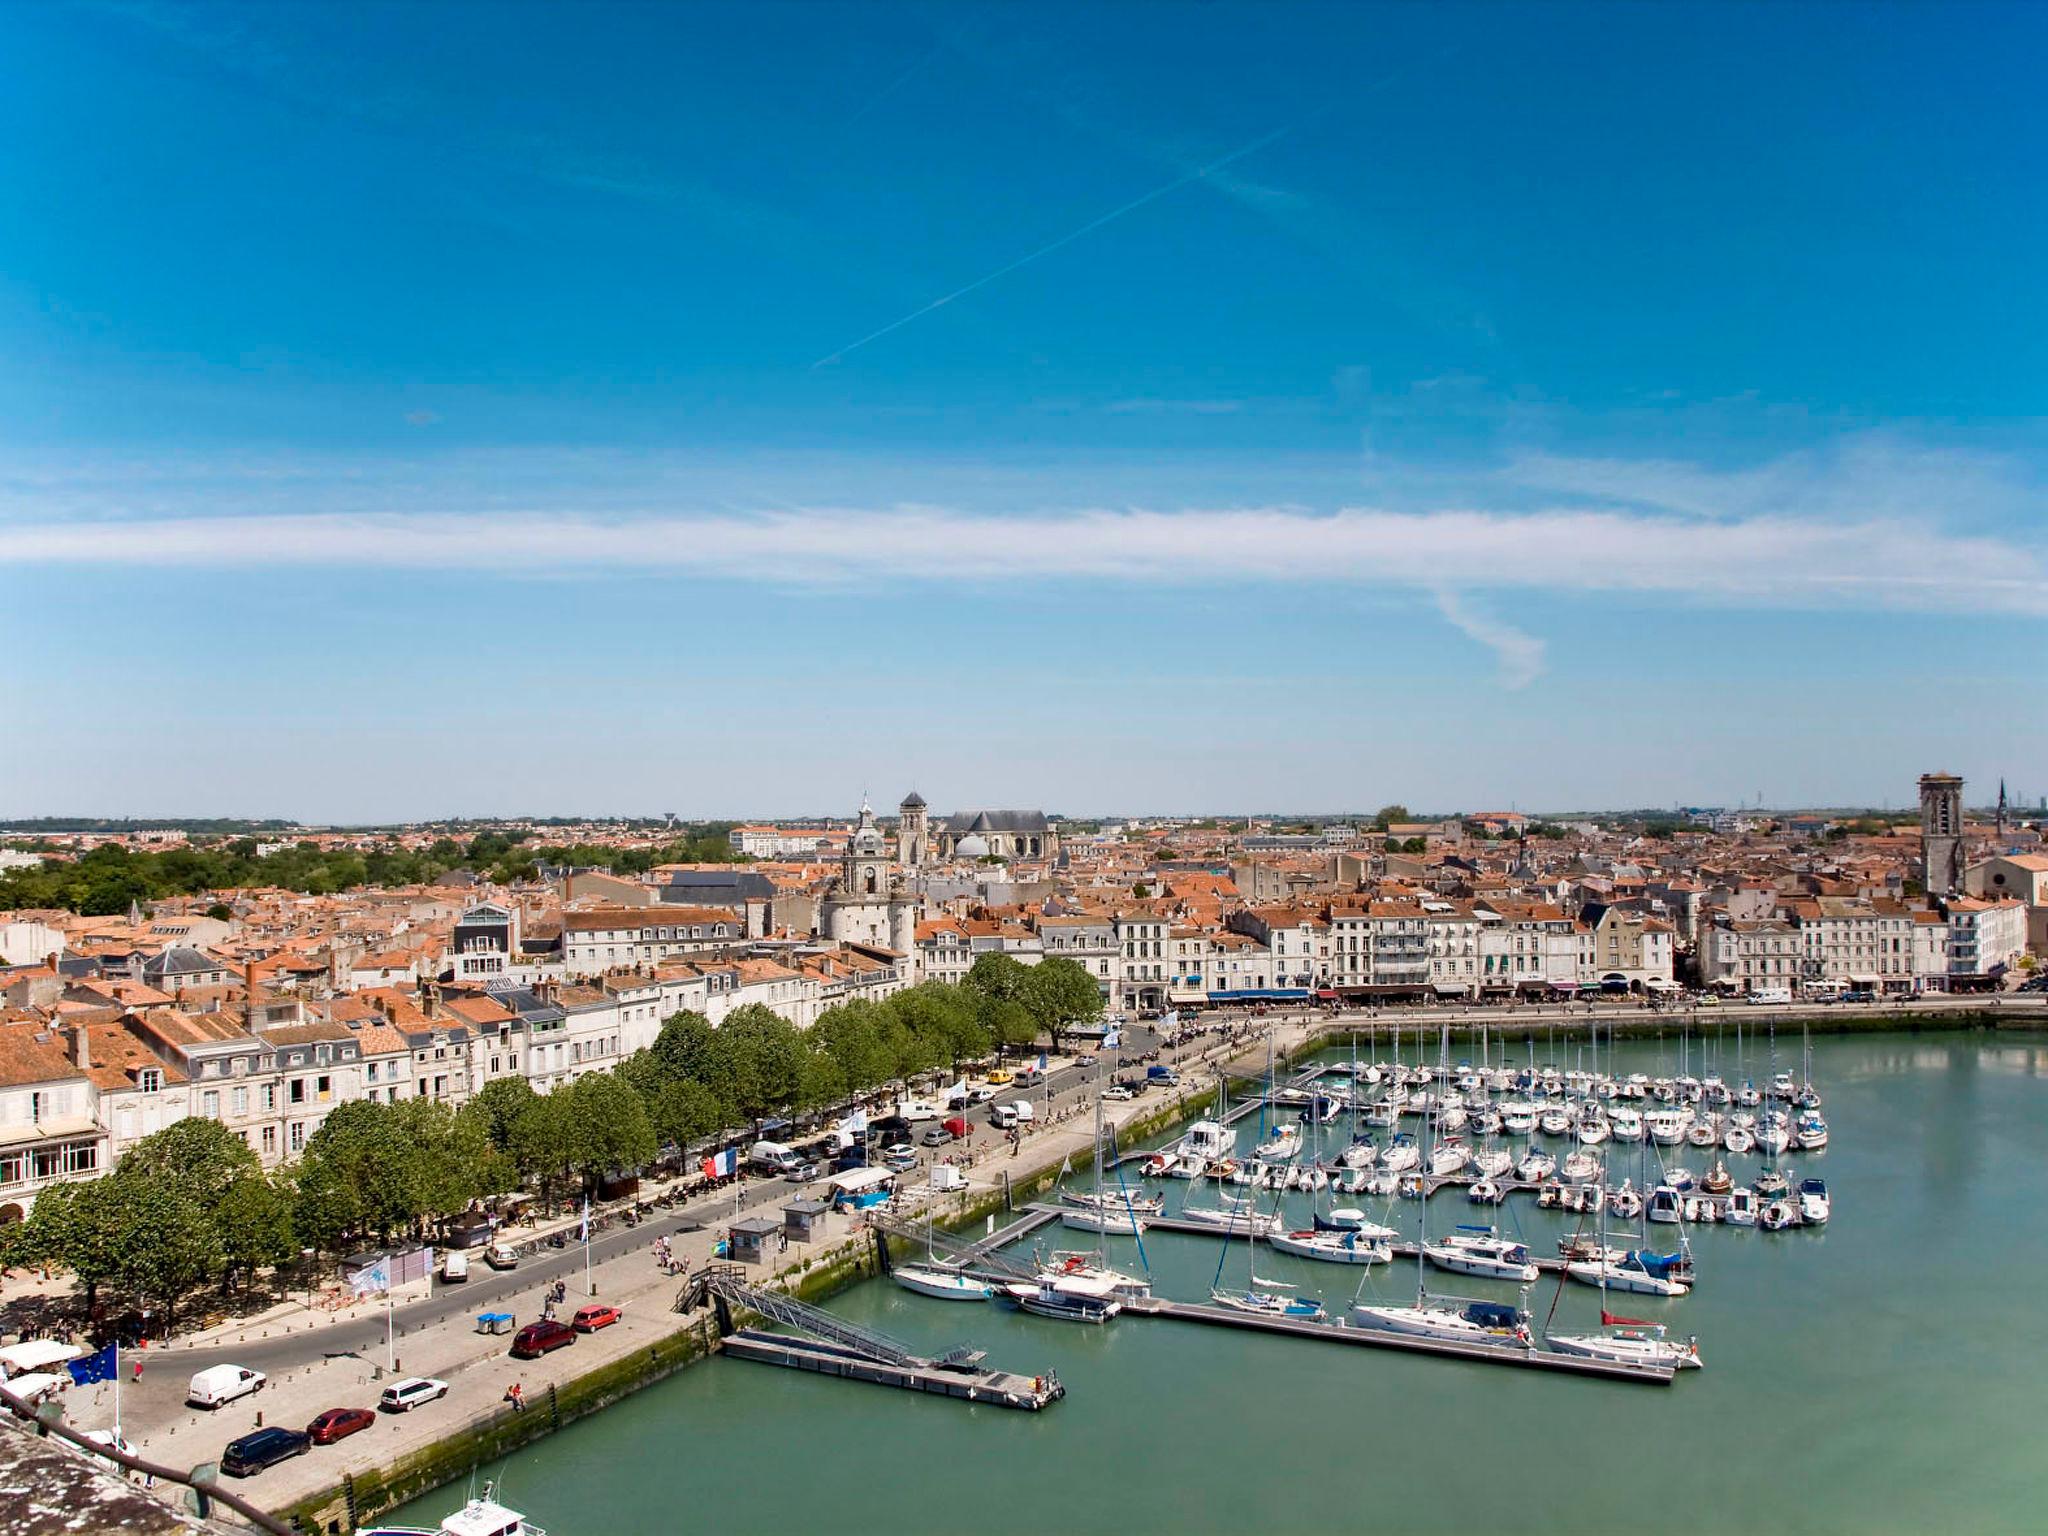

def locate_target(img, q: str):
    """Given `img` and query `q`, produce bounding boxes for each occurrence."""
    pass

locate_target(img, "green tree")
[213,1174,296,1290]
[708,1005,807,1123]
[560,1073,656,1192]
[122,1118,262,1214]
[294,1100,421,1247]
[1020,956,1105,1050]
[1372,804,1412,831]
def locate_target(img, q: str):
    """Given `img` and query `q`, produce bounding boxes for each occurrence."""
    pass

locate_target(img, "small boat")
[1043,1251,1151,1299]
[1797,1178,1831,1224]
[1700,1160,1733,1196]
[1795,1114,1830,1151]
[1316,1208,1396,1237]
[892,1265,993,1302]
[1428,1139,1472,1178]
[1561,1149,1601,1184]
[1666,1166,1695,1193]
[1723,1125,1756,1155]
[1472,1146,1513,1179]
[1424,1227,1538,1283]
[1608,1107,1644,1142]
[1177,1200,1285,1238]
[1004,1279,1121,1323]
[1467,1178,1507,1205]
[1538,1107,1573,1137]
[1754,1168,1789,1199]
[1686,1118,1720,1149]
[1339,1166,1369,1194]
[1210,1286,1325,1320]
[1266,1227,1393,1265]
[1380,1134,1421,1173]
[1500,1102,1539,1136]
[1723,1187,1758,1226]
[1577,1117,1611,1147]
[1608,1182,1643,1221]
[1760,1199,1799,1231]
[1647,1185,1683,1224]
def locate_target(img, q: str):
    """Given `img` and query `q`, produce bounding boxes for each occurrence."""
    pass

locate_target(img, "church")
[892,792,1058,865]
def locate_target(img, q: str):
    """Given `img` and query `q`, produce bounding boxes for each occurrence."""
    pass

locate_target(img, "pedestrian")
[132,1357,143,1383]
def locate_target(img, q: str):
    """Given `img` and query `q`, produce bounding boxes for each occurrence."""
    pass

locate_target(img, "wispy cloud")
[3,504,2041,619]
[1434,590,1546,689]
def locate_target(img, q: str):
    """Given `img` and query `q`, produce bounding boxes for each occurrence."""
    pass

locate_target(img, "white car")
[378,1376,450,1413]
[1101,1084,1135,1102]
[968,1085,999,1105]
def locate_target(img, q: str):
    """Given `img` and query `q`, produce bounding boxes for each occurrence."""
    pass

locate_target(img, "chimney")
[422,981,439,1019]
[70,1025,90,1072]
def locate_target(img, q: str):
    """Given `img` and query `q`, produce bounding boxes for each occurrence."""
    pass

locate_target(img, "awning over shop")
[1207,988,1312,1002]
[1433,983,1469,995]
[1167,989,1207,1005]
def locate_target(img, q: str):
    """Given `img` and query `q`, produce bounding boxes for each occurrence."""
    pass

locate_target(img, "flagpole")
[584,1198,594,1297]
[112,1341,120,1444]
[386,1293,395,1374]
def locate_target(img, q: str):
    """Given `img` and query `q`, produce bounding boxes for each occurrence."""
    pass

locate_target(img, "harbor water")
[393,1028,2048,1534]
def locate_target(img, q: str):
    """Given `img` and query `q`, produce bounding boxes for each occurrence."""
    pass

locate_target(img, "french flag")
[702,1148,738,1179]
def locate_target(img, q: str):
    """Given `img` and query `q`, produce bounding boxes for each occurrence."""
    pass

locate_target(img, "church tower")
[843,798,889,898]
[897,791,928,869]
[1919,772,1964,897]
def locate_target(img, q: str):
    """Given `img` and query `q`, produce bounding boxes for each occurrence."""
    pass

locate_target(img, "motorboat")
[1424,1227,1538,1283]
[362,1485,546,1536]
[1316,1207,1396,1237]
[1042,1251,1151,1300]
[1266,1226,1393,1265]
[1723,1186,1758,1226]
[1795,1113,1830,1151]
[1538,1107,1573,1137]
[1608,1107,1644,1142]
[1665,1166,1695,1193]
[1577,1115,1611,1147]
[892,1265,993,1302]
[1760,1199,1799,1231]
[1647,1185,1684,1224]
[1467,1178,1507,1204]
[1351,1295,1530,1345]
[1500,1102,1539,1136]
[1700,1160,1733,1196]
[1754,1168,1789,1198]
[1175,1119,1235,1165]
[1797,1178,1831,1224]
[1339,1166,1370,1194]
[1723,1125,1756,1155]
[1004,1279,1121,1323]
[1646,1110,1689,1146]
[1607,1184,1643,1221]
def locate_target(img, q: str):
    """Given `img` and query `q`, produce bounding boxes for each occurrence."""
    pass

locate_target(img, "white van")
[895,1100,942,1124]
[749,1140,800,1175]
[1011,1100,1036,1124]
[188,1364,266,1409]
[1748,987,1794,1006]
[988,1104,1018,1130]
[441,1249,470,1283]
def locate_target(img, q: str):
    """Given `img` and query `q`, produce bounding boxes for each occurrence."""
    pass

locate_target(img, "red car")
[572,1304,621,1333]
[305,1407,375,1445]
[510,1319,577,1359]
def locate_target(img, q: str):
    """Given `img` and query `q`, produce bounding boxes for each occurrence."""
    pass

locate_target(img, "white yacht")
[1564,1256,1690,1297]
[1514,1148,1556,1183]
[1251,1123,1303,1162]
[1797,1178,1831,1224]
[1266,1226,1393,1265]
[1351,1295,1529,1345]
[362,1487,546,1536]
[1428,1139,1473,1178]
[1423,1228,1538,1283]
[1608,1107,1644,1142]
[891,1265,993,1302]
[1546,1321,1702,1370]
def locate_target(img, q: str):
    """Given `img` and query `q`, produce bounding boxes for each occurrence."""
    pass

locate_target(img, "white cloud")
[1433,590,1546,689]
[1,503,2041,618]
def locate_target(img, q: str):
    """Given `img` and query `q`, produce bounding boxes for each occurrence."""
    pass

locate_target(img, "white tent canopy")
[0,1340,82,1376]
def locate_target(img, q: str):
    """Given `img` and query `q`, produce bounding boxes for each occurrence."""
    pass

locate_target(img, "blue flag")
[67,1342,117,1386]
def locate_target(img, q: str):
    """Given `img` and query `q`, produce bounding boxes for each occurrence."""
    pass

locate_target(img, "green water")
[394,1030,2048,1534]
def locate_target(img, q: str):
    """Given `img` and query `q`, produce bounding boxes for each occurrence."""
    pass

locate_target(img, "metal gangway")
[678,1263,976,1367]
[861,1207,1043,1278]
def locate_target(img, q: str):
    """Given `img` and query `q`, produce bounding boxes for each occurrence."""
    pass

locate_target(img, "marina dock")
[1120,1295,1676,1384]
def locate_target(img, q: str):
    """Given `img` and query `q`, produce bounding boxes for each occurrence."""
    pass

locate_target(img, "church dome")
[956,834,991,859]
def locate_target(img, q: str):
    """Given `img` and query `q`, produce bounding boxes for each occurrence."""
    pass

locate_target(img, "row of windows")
[0,1142,98,1186]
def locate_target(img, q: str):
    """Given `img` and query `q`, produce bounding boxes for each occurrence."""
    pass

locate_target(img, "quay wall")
[280,1086,1224,1531]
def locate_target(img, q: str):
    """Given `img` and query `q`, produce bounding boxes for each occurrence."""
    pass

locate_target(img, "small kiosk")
[727,1216,782,1265]
[782,1198,831,1245]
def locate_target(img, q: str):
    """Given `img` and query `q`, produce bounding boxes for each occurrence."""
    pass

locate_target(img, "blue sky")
[2,1,2045,820]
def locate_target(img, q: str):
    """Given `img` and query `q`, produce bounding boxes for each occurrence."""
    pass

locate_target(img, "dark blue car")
[222,1426,309,1477]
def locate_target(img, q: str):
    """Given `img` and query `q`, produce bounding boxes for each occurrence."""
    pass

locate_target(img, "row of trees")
[0,824,748,914]
[3,955,1103,1312]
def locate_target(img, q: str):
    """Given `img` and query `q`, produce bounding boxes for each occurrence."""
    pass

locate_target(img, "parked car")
[883,1145,919,1172]
[510,1319,578,1359]
[968,1084,999,1104]
[187,1365,266,1410]
[1102,1084,1135,1102]
[378,1376,450,1413]
[484,1241,520,1270]
[984,1068,1014,1086]
[441,1250,470,1282]
[784,1160,821,1183]
[919,1125,951,1146]
[306,1407,376,1445]
[572,1304,621,1333]
[222,1427,309,1477]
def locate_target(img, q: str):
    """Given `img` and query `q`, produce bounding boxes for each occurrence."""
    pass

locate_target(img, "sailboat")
[1030,1046,1149,1312]
[1546,1307,1703,1370]
[1209,1184,1327,1319]
[893,1202,993,1301]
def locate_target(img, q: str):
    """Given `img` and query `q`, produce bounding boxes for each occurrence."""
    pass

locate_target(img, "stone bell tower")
[1919,772,1964,898]
[897,791,929,869]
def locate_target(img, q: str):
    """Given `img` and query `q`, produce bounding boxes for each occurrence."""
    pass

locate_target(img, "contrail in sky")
[811,121,1295,368]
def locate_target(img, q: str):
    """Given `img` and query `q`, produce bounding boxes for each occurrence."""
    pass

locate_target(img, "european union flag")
[67,1342,117,1386]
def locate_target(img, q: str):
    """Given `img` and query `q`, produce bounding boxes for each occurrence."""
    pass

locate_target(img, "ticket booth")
[782,1199,830,1245]
[727,1217,781,1265]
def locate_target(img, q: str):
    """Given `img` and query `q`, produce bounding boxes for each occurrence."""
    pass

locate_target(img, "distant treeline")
[0,825,746,916]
